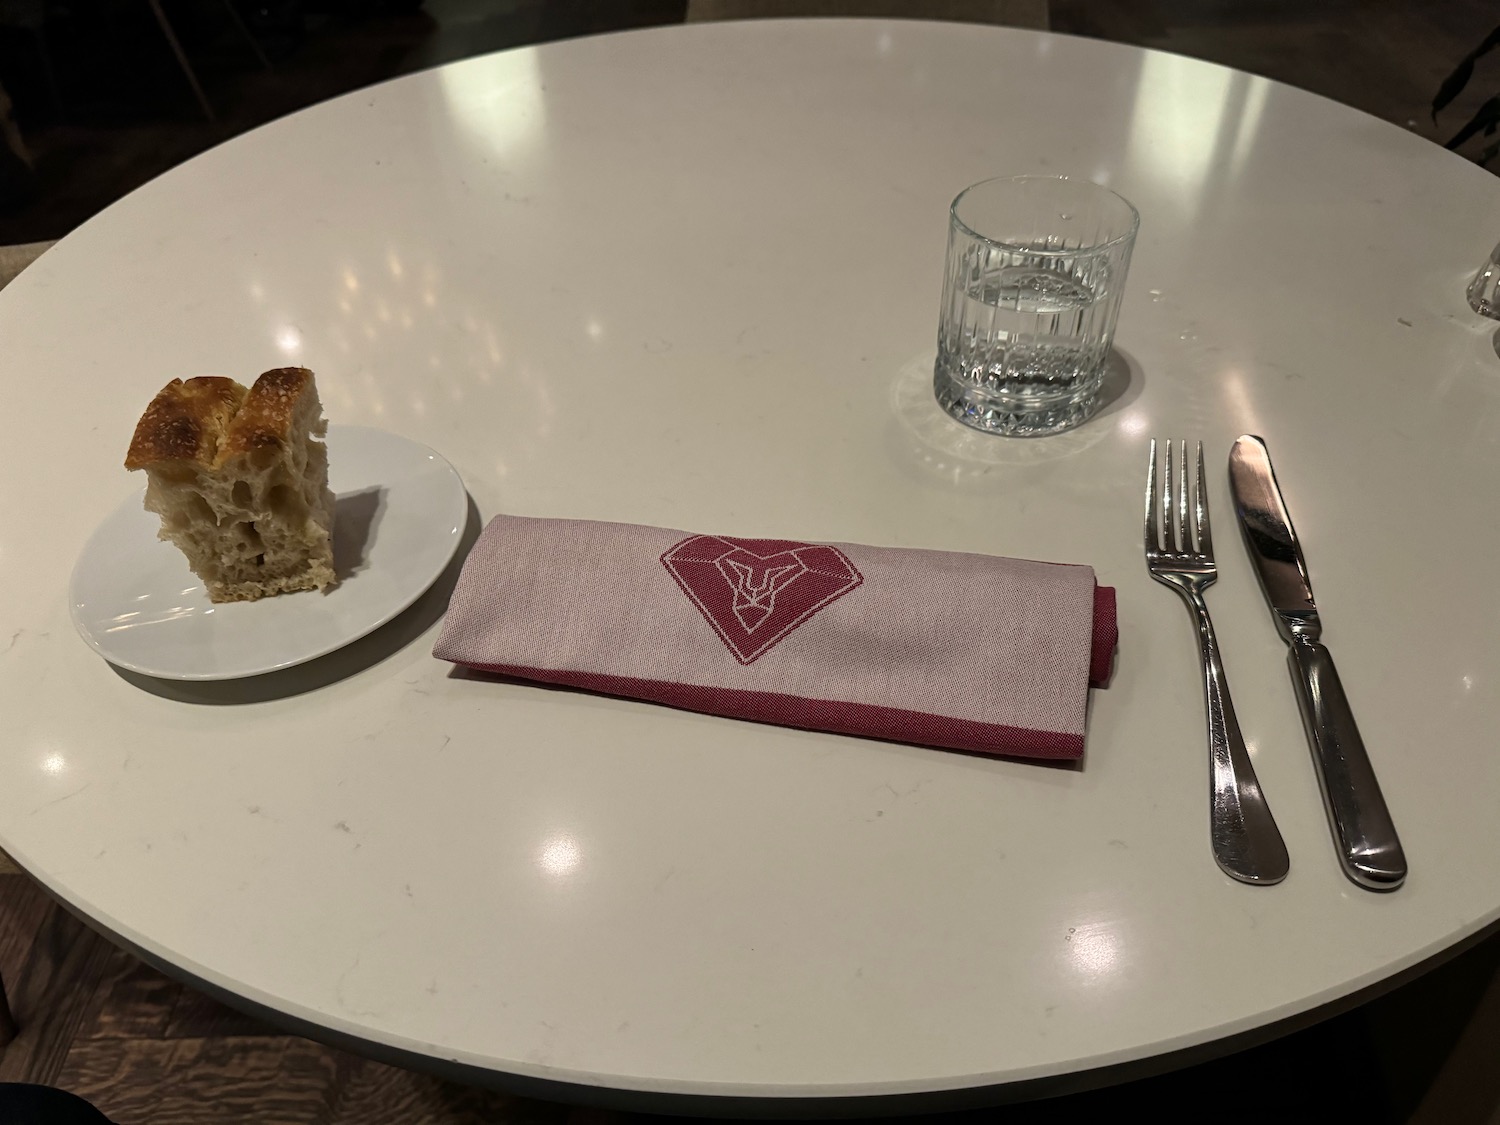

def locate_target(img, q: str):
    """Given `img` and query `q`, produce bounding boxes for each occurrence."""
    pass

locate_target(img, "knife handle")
[1287,640,1407,890]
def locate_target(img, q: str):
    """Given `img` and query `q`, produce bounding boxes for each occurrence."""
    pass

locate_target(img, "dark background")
[1,0,1499,243]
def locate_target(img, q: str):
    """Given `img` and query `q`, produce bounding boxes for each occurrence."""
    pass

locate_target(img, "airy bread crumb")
[125,368,336,603]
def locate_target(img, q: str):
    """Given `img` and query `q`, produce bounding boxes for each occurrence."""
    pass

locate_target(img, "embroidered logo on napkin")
[661,535,863,664]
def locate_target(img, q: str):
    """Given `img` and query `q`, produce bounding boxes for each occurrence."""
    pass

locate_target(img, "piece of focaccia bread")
[125,367,336,602]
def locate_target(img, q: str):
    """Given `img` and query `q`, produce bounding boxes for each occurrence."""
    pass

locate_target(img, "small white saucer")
[69,426,468,681]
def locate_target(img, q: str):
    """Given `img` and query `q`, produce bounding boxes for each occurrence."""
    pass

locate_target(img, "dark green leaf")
[1433,23,1500,119]
[1435,59,1476,119]
[1446,95,1500,150]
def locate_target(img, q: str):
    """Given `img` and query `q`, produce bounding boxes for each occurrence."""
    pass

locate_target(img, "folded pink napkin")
[434,516,1117,760]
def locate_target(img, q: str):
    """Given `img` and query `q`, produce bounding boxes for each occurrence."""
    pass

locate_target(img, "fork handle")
[1185,590,1290,885]
[1287,639,1406,890]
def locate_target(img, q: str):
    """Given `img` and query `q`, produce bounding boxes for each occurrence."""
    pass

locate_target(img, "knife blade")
[1228,435,1407,891]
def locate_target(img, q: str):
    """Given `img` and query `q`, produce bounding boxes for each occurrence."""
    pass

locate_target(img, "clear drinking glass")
[934,175,1139,437]
[1468,241,1500,319]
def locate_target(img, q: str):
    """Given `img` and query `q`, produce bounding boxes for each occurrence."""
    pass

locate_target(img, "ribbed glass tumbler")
[934,176,1139,437]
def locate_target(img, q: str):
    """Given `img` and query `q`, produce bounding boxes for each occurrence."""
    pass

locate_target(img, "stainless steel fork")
[1146,439,1289,885]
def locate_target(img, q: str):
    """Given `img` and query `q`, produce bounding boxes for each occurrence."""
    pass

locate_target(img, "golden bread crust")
[125,367,335,603]
[123,377,248,470]
[124,368,319,471]
[221,367,316,460]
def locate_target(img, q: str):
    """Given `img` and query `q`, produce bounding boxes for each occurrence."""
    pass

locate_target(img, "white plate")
[69,426,467,680]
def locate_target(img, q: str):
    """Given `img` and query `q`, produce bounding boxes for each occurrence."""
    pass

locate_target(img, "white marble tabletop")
[3,17,1500,1107]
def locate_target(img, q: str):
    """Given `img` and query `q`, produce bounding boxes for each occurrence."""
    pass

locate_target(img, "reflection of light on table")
[1125,55,1269,223]
[439,48,547,162]
[41,753,66,776]
[1222,369,1260,434]
[538,835,581,878]
[1066,921,1121,981]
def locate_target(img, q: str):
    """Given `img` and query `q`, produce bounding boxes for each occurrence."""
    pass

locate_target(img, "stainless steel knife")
[1227,435,1407,891]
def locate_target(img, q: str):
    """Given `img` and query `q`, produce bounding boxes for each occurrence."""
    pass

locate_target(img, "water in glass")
[932,176,1137,437]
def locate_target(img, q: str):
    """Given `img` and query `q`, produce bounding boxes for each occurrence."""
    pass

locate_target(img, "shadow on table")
[109,493,481,705]
[331,486,385,580]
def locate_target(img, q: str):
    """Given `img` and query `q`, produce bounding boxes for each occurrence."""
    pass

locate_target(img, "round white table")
[3,17,1500,1111]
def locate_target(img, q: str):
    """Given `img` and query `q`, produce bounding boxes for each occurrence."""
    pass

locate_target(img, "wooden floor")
[6,1,1500,1121]
[0,868,601,1124]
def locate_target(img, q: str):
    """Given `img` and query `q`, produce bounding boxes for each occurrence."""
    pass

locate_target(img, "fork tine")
[1194,440,1212,557]
[1144,438,1159,551]
[1162,438,1175,552]
[1176,440,1191,556]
